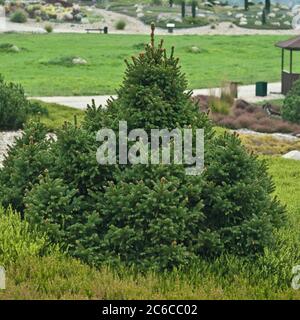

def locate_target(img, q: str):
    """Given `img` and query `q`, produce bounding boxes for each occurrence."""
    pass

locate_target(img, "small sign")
[0,267,5,290]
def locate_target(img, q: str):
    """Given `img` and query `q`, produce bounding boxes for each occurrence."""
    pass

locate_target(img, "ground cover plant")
[5,2,102,24]
[239,134,300,155]
[194,95,300,134]
[0,31,285,272]
[104,1,293,30]
[0,33,296,96]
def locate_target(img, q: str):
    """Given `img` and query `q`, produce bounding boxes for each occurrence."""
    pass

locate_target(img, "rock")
[0,131,23,168]
[280,5,289,10]
[72,4,81,14]
[271,22,280,26]
[137,12,144,18]
[203,2,213,7]
[63,13,73,21]
[284,20,291,26]
[255,20,262,26]
[81,17,89,24]
[268,13,276,18]
[190,46,201,53]
[239,21,248,26]
[10,45,20,52]
[235,13,244,19]
[283,150,300,160]
[227,11,232,16]
[197,13,206,18]
[72,57,87,65]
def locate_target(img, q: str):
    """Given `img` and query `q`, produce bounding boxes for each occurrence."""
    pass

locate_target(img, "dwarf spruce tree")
[81,25,285,268]
[1,25,285,269]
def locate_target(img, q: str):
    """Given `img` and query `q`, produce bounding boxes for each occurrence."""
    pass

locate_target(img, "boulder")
[235,13,244,19]
[280,5,289,10]
[10,45,20,52]
[72,57,87,65]
[283,150,300,160]
[63,12,73,21]
[190,46,201,53]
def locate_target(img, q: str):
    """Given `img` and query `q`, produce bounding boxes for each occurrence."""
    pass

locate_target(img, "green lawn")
[0,33,296,96]
[30,101,84,130]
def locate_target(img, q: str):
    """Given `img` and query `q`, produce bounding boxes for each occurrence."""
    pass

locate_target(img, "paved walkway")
[32,82,284,110]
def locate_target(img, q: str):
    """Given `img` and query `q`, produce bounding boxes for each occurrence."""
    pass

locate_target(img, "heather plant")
[0,206,52,267]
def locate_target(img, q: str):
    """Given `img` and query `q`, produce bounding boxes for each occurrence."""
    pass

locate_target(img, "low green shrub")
[282,79,300,124]
[0,76,30,130]
[10,10,28,23]
[115,19,126,30]
[0,43,21,53]
[44,24,53,33]
[27,101,49,117]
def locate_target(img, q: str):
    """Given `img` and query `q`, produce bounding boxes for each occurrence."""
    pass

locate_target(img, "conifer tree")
[1,25,285,269]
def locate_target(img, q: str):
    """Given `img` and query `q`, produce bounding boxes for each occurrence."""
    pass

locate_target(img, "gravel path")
[2,9,299,35]
[32,82,284,110]
[0,131,23,168]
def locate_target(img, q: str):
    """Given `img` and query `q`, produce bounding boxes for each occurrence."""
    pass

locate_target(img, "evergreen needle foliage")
[0,28,285,270]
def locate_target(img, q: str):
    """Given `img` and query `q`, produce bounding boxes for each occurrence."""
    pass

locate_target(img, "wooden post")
[290,49,293,74]
[281,48,284,72]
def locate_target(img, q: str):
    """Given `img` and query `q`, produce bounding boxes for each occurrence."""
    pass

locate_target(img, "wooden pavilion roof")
[276,36,300,50]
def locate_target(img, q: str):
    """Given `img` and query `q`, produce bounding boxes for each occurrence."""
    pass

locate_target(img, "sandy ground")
[1,8,299,35]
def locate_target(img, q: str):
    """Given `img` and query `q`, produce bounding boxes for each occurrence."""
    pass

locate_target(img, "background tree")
[191,0,197,19]
[265,0,271,13]
[262,8,267,25]
[181,1,185,19]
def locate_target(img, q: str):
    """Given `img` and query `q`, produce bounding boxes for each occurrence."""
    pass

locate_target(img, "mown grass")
[0,156,300,300]
[0,33,296,96]
[29,101,84,130]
